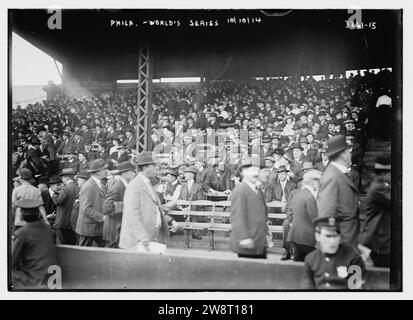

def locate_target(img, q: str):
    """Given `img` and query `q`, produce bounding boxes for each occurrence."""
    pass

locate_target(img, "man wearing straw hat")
[75,159,108,247]
[316,135,360,248]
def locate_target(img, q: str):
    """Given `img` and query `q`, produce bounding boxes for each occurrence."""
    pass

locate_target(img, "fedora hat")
[87,159,109,173]
[165,168,178,177]
[134,151,156,166]
[374,156,391,171]
[302,162,314,171]
[276,165,289,173]
[291,143,303,151]
[60,168,77,177]
[115,161,136,174]
[15,199,43,209]
[326,135,350,158]
[49,176,62,185]
[75,170,90,180]
[183,166,197,175]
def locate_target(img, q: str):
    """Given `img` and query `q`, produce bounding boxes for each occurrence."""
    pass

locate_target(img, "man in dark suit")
[125,128,136,150]
[273,166,296,203]
[75,159,108,247]
[82,125,93,145]
[287,170,322,261]
[317,135,360,248]
[11,199,57,289]
[204,161,232,195]
[62,153,80,174]
[103,161,136,248]
[359,156,391,268]
[179,166,204,202]
[110,145,130,164]
[314,149,329,172]
[51,168,80,245]
[230,162,268,259]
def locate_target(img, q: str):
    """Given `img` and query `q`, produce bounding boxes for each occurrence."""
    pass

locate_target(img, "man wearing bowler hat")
[75,159,108,247]
[120,151,170,250]
[11,199,57,289]
[103,161,136,248]
[51,168,79,245]
[317,135,360,248]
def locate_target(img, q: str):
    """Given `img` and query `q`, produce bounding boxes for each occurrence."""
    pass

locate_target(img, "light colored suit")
[317,164,360,247]
[119,174,169,250]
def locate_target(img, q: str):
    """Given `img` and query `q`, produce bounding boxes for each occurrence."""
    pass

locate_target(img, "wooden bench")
[168,200,286,250]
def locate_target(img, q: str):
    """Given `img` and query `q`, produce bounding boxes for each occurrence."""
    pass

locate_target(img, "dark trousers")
[55,228,76,245]
[282,219,292,252]
[78,235,106,247]
[238,248,267,259]
[292,242,315,261]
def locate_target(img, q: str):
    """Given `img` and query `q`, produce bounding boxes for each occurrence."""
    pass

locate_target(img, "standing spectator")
[11,168,49,231]
[287,170,321,261]
[119,151,170,250]
[204,161,232,195]
[317,135,360,248]
[70,170,90,243]
[359,156,391,267]
[230,162,268,259]
[75,159,108,247]
[272,166,296,203]
[11,199,57,289]
[103,161,136,248]
[51,168,79,245]
[124,128,136,150]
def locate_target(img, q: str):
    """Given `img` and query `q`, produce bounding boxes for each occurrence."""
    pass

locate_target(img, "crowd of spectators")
[10,69,393,288]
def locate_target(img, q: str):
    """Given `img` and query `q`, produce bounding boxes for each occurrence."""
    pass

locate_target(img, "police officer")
[302,216,365,290]
[11,199,57,290]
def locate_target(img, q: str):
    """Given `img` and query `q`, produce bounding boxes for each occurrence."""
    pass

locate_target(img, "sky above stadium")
[12,32,62,86]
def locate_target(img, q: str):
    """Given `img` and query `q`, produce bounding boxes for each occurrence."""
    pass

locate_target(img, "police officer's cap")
[313,216,342,233]
[15,199,43,209]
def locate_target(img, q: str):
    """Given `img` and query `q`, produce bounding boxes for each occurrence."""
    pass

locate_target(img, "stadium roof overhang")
[10,9,401,81]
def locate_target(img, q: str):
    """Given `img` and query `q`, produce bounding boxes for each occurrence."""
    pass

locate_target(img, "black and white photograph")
[6,4,403,295]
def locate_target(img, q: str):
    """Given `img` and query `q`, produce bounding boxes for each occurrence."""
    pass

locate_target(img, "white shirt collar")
[331,161,348,174]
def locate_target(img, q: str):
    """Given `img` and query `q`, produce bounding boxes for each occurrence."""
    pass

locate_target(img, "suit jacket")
[273,179,296,202]
[43,133,57,161]
[103,179,126,245]
[62,159,80,174]
[317,164,360,247]
[179,181,204,202]
[204,168,232,192]
[52,181,79,229]
[75,177,106,237]
[287,188,318,247]
[359,179,390,255]
[125,135,136,150]
[83,130,93,145]
[119,174,169,249]
[230,182,268,256]
[110,152,129,163]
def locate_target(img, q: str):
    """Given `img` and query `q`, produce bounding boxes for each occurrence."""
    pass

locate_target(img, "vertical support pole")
[136,43,153,153]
